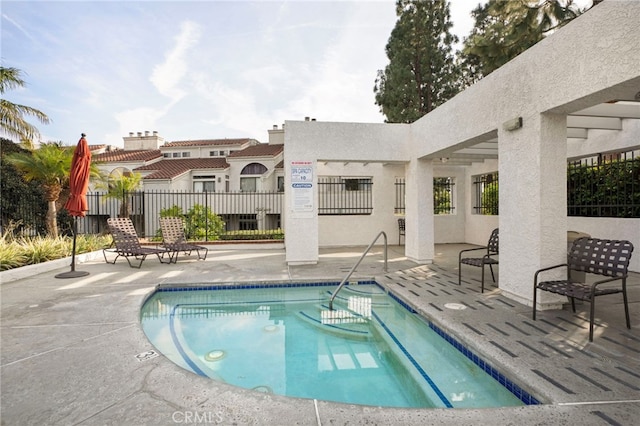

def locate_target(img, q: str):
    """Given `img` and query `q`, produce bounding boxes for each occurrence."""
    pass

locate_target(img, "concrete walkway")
[1,244,639,425]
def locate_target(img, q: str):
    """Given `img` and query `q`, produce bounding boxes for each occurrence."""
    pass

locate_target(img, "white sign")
[290,161,314,216]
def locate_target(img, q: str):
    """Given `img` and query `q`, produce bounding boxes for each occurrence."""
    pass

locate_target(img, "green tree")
[433,177,452,214]
[0,67,51,143]
[97,171,143,218]
[461,0,584,80]
[0,139,48,234]
[5,142,73,236]
[374,0,460,123]
[159,204,225,241]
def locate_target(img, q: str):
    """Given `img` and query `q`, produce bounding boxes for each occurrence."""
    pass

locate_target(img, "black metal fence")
[472,172,499,215]
[394,178,456,215]
[317,177,373,215]
[56,190,283,240]
[395,178,405,214]
[434,177,455,214]
[568,150,640,217]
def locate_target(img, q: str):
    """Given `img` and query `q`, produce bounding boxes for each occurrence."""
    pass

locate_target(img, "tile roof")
[162,138,256,147]
[275,160,284,169]
[133,158,229,180]
[228,144,284,158]
[93,149,162,162]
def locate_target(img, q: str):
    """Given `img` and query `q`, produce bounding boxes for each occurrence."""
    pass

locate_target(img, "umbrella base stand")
[55,270,90,279]
[55,217,90,279]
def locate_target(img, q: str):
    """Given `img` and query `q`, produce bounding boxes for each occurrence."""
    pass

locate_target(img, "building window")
[473,172,498,215]
[394,177,455,215]
[193,175,216,192]
[240,177,257,192]
[238,214,257,230]
[434,177,455,214]
[277,176,284,192]
[240,163,268,192]
[172,152,180,158]
[241,163,268,175]
[318,176,373,215]
[209,151,218,157]
[182,152,190,158]
[163,153,170,158]
[344,178,371,191]
[194,181,215,192]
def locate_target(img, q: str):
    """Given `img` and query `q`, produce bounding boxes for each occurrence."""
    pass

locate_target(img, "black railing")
[318,177,373,215]
[395,178,405,214]
[79,190,284,239]
[394,177,456,215]
[568,150,639,218]
[434,177,455,214]
[473,172,499,215]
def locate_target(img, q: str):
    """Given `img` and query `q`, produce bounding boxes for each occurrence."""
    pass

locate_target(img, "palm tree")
[97,171,143,218]
[5,142,73,236]
[0,67,51,143]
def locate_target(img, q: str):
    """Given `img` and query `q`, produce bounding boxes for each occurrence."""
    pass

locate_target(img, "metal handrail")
[328,231,388,310]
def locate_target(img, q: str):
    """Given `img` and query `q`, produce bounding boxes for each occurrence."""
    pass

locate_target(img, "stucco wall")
[316,162,404,247]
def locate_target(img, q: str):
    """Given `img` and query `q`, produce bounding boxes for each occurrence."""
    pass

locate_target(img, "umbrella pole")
[55,217,90,279]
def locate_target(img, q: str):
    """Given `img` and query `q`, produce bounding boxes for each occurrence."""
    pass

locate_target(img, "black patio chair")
[458,228,499,292]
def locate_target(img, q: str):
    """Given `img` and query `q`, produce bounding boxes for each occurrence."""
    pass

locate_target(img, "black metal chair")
[533,237,633,341]
[458,228,499,292]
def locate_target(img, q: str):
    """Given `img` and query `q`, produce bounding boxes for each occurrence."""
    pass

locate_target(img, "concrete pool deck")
[1,244,639,425]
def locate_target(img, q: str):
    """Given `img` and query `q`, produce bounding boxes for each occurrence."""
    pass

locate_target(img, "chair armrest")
[592,275,626,288]
[459,246,488,260]
[534,263,567,285]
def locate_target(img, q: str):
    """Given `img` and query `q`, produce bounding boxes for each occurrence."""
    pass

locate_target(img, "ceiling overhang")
[429,100,640,166]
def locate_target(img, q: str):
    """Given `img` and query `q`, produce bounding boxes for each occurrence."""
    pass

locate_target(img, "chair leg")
[570,297,576,313]
[622,280,630,329]
[532,285,537,320]
[489,264,496,283]
[458,261,462,285]
[481,264,485,293]
[589,298,596,342]
[198,247,208,261]
[125,255,145,269]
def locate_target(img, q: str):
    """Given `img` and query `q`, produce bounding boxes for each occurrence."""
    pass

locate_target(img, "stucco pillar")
[405,158,435,264]
[284,159,319,265]
[499,113,567,308]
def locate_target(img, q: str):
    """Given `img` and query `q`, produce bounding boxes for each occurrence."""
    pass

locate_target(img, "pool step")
[297,305,372,339]
[325,286,391,306]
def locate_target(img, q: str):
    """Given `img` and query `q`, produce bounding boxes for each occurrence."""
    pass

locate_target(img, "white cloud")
[150,20,202,102]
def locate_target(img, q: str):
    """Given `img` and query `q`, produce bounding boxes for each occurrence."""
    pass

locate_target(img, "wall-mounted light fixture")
[503,117,523,131]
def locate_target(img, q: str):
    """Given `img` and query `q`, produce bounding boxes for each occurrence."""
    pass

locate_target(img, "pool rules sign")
[290,161,314,217]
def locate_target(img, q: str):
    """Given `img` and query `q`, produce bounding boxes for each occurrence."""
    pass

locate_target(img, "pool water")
[140,282,537,408]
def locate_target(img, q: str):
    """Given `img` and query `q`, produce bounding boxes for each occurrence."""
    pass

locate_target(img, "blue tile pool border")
[428,322,541,406]
[155,280,377,293]
[152,280,540,407]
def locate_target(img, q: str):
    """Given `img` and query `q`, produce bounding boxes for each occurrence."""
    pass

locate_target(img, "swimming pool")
[140,281,539,408]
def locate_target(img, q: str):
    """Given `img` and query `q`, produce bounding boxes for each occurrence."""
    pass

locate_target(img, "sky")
[2,0,487,148]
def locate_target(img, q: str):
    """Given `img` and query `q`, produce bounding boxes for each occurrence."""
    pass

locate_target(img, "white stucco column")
[284,159,319,265]
[499,113,567,308]
[405,158,435,264]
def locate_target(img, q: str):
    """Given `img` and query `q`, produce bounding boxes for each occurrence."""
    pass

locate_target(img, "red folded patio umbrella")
[64,134,92,217]
[56,133,92,279]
